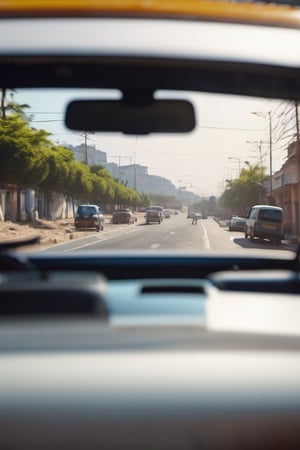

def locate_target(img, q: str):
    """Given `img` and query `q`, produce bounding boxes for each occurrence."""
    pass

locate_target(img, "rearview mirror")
[65,99,195,134]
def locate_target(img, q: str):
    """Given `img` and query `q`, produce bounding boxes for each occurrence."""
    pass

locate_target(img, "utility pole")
[228,157,241,176]
[258,141,264,179]
[246,140,267,181]
[268,111,273,193]
[133,152,137,190]
[296,100,300,143]
[110,155,132,166]
[80,131,89,164]
[251,111,273,197]
[295,101,300,237]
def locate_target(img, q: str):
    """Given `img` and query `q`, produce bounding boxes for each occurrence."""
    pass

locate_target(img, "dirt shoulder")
[0,213,145,252]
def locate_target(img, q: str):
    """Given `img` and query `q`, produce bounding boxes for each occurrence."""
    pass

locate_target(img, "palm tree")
[1,88,30,119]
[1,88,8,118]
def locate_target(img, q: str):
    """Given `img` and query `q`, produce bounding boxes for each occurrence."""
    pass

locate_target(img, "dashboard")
[1,251,300,449]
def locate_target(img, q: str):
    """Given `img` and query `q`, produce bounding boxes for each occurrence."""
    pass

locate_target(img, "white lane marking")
[151,243,160,249]
[60,225,141,252]
[149,230,176,247]
[163,230,176,241]
[200,221,210,250]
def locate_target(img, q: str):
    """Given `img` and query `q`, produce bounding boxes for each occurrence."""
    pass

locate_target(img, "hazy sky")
[15,89,288,197]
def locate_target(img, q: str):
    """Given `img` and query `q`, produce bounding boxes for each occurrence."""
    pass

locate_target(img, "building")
[71,144,107,166]
[270,141,300,238]
[105,163,178,197]
[69,142,196,201]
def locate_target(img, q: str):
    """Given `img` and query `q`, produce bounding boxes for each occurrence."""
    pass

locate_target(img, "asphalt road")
[40,214,296,258]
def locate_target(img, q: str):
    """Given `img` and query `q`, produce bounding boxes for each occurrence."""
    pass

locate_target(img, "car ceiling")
[0,57,300,102]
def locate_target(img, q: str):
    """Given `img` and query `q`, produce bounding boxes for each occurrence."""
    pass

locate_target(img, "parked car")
[245,205,284,243]
[74,204,104,231]
[228,216,246,232]
[112,208,134,224]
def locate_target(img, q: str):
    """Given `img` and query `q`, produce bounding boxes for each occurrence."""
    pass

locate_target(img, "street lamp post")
[246,140,269,188]
[251,111,273,194]
[228,157,241,176]
[228,157,249,176]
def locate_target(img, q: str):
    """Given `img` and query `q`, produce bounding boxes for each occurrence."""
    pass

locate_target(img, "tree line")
[0,112,149,211]
[218,163,267,216]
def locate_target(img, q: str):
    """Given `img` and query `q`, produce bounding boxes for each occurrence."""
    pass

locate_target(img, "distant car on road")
[145,206,164,224]
[112,209,134,225]
[145,208,162,224]
[163,209,171,218]
[228,216,246,232]
[75,204,104,232]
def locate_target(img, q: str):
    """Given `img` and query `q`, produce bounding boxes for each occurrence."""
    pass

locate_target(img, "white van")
[245,205,284,244]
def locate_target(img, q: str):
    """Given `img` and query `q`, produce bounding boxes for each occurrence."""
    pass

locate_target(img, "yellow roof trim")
[0,0,300,28]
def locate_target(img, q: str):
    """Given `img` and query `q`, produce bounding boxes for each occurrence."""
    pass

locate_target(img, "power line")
[199,126,262,131]
[30,111,63,114]
[31,120,62,123]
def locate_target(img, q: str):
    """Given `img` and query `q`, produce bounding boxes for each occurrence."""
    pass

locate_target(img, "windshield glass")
[0,87,297,257]
[77,206,97,215]
[258,209,283,222]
